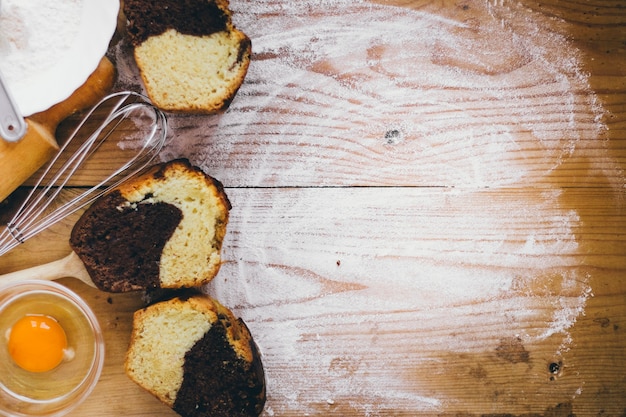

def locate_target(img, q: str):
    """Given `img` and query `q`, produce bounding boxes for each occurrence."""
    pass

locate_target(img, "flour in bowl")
[0,0,82,89]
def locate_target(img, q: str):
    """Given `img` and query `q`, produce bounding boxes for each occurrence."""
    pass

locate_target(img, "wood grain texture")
[1,0,625,416]
[34,0,623,190]
[1,187,624,416]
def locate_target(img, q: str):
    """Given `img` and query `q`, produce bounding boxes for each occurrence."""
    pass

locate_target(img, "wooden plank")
[19,0,621,190]
[1,186,624,416]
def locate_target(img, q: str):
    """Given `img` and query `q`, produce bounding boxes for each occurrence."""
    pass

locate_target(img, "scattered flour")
[109,0,605,414]
[0,0,82,88]
[116,0,607,188]
[207,188,592,415]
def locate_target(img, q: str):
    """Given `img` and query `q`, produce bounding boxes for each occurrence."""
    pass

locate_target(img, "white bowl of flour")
[0,0,118,116]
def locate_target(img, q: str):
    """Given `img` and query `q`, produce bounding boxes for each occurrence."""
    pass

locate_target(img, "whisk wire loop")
[0,91,168,256]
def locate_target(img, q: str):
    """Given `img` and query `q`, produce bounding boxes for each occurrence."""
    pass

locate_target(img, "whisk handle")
[0,121,59,203]
[0,58,115,203]
[0,252,95,288]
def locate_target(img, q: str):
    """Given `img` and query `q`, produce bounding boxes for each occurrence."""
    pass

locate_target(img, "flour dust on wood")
[110,0,605,414]
[119,0,608,188]
[208,188,592,416]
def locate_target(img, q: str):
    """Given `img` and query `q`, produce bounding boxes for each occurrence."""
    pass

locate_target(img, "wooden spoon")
[0,251,95,288]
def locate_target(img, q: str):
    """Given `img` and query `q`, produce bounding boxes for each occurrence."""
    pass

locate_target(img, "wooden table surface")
[1,0,625,416]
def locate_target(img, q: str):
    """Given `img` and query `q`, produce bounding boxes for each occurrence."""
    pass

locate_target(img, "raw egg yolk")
[8,314,68,373]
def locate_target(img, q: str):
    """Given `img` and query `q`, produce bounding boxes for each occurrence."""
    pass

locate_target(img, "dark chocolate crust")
[124,0,230,45]
[69,191,182,292]
[174,316,266,417]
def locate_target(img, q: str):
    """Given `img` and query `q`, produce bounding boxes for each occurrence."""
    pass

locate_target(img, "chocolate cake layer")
[174,318,266,417]
[124,0,229,45]
[70,191,182,292]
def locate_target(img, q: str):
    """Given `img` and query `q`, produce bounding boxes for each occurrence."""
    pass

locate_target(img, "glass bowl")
[0,280,105,417]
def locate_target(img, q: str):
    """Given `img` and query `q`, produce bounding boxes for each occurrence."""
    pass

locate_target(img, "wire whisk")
[0,91,168,256]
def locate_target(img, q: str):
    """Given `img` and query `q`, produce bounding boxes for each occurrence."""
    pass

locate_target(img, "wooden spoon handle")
[0,251,94,288]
